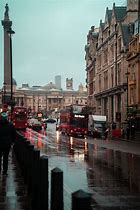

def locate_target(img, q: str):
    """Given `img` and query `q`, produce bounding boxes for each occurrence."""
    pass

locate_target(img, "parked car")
[45,118,56,123]
[27,118,42,131]
[91,122,108,139]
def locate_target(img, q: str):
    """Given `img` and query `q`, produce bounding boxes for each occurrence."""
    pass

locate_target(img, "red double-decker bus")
[59,104,88,137]
[12,106,28,130]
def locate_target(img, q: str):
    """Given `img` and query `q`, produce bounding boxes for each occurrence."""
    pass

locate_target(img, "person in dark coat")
[129,116,136,138]
[0,112,16,175]
[126,124,130,139]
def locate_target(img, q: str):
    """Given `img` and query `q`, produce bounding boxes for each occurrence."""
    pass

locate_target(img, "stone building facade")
[126,18,140,115]
[0,83,87,117]
[85,0,139,125]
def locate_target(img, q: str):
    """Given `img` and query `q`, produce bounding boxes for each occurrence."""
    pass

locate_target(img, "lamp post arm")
[7,27,15,121]
[9,34,13,101]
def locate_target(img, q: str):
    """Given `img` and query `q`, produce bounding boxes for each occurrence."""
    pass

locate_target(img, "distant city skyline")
[55,75,61,89]
[0,0,125,90]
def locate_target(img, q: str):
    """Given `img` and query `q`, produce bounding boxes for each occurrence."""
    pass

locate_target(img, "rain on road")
[24,123,140,210]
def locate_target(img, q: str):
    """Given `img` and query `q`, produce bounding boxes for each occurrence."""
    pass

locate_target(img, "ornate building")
[126,18,140,115]
[85,0,139,124]
[0,82,87,116]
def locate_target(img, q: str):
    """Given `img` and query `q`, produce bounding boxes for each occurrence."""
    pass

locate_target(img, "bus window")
[12,106,28,130]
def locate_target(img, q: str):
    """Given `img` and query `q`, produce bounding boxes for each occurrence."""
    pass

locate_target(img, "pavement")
[0,149,31,210]
[0,136,140,210]
[86,137,140,155]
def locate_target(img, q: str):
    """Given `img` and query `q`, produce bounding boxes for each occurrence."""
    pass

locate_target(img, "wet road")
[24,124,140,210]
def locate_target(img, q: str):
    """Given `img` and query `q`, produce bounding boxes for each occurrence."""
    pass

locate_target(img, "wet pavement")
[0,126,140,210]
[0,150,31,210]
[26,127,140,209]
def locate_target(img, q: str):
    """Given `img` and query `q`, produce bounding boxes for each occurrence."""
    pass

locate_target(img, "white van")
[88,115,108,138]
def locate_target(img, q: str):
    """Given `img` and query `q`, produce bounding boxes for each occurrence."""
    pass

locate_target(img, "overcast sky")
[0,0,126,90]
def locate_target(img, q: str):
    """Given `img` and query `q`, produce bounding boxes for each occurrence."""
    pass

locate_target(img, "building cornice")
[94,84,126,98]
[97,31,117,50]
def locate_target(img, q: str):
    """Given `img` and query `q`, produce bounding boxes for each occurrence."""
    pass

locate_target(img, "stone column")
[1,4,12,100]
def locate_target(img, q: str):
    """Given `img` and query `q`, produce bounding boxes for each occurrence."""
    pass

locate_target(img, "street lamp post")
[38,93,39,112]
[7,27,15,119]
[72,94,73,105]
[45,93,47,116]
[3,82,6,104]
[1,83,6,105]
[125,70,130,119]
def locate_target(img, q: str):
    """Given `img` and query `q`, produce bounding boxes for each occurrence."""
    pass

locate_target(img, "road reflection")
[24,127,140,208]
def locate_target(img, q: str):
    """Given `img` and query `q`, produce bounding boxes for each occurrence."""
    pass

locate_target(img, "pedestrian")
[112,122,116,130]
[126,124,130,139]
[130,116,136,139]
[0,112,16,176]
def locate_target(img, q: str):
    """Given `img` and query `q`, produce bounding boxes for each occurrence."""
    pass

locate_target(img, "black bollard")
[20,138,27,176]
[19,137,27,175]
[31,149,40,210]
[51,167,63,210]
[39,155,49,210]
[27,144,34,194]
[23,140,30,184]
[72,189,92,210]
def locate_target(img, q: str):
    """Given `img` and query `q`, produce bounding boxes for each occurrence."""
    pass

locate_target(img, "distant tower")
[1,4,13,102]
[78,83,83,93]
[66,78,73,90]
[126,0,139,22]
[55,75,61,89]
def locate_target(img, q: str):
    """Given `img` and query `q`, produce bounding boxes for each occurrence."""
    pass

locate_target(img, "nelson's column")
[1,4,15,105]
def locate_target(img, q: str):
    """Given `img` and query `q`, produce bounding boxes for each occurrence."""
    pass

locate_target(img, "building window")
[93,82,95,94]
[117,94,121,111]
[89,69,93,83]
[117,62,121,85]
[118,38,121,53]
[118,69,121,85]
[98,55,101,67]
[104,98,108,115]
[99,74,101,91]
[97,99,101,114]
[110,44,114,60]
[93,62,95,77]
[89,82,93,95]
[134,19,139,35]
[104,71,108,89]
[53,98,57,103]
[132,64,136,81]
[130,87,136,104]
[111,67,114,87]
[104,50,108,64]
